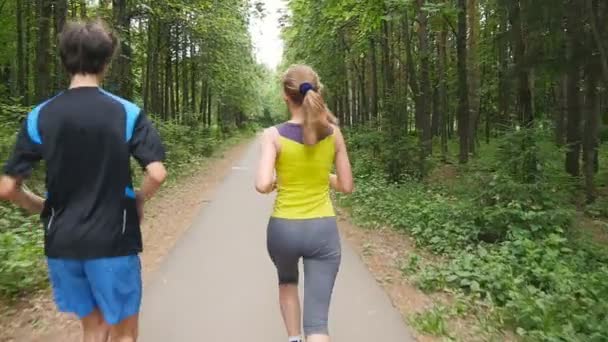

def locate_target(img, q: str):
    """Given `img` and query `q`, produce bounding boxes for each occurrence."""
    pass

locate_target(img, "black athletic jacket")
[3,87,165,259]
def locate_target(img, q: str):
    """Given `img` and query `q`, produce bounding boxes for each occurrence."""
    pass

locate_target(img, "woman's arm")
[331,127,354,194]
[255,128,278,194]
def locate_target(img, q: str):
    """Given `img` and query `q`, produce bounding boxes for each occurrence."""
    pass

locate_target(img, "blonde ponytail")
[282,64,338,145]
[302,90,332,145]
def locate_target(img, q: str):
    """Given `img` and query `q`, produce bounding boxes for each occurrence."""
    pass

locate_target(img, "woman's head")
[282,65,337,145]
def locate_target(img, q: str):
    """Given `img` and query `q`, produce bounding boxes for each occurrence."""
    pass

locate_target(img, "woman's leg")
[279,284,302,338]
[302,218,341,342]
[267,218,304,340]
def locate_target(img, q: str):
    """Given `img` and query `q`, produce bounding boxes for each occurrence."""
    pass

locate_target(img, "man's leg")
[47,259,102,341]
[81,309,110,342]
[110,314,139,342]
[85,255,142,342]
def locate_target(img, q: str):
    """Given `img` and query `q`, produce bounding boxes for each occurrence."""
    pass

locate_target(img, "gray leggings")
[266,217,342,336]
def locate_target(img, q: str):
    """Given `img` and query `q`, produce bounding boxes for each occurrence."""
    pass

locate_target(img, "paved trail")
[140,140,416,341]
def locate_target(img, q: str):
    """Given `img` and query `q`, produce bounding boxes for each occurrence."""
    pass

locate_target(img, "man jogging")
[0,20,166,342]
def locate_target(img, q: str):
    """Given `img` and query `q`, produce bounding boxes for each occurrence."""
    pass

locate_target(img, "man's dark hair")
[59,20,118,76]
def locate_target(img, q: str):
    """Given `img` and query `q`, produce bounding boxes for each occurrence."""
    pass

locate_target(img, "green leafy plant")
[410,306,451,337]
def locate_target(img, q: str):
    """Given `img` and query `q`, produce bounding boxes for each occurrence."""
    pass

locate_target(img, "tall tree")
[107,0,132,98]
[467,0,481,153]
[16,0,26,103]
[54,0,68,90]
[457,0,470,163]
[565,0,582,177]
[35,0,53,102]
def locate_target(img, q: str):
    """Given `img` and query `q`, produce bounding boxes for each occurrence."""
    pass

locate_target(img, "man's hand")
[0,176,44,215]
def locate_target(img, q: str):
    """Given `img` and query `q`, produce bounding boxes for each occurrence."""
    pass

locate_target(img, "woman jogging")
[255,64,353,342]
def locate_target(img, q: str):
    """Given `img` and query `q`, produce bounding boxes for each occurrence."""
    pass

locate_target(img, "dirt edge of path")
[1,138,253,342]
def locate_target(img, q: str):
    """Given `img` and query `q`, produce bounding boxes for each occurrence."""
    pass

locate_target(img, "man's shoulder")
[98,89,141,114]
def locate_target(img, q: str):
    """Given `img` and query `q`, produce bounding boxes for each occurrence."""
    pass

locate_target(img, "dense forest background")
[281,0,607,340]
[0,0,608,340]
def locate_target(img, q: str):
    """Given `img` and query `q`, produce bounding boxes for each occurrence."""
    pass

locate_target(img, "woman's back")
[272,122,335,219]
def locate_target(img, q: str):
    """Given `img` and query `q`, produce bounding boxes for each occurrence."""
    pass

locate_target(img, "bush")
[344,128,429,182]
[0,207,46,298]
[339,126,608,340]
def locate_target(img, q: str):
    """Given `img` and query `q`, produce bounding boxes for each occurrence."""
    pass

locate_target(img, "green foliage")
[344,128,428,182]
[0,207,46,298]
[410,306,450,337]
[340,128,608,340]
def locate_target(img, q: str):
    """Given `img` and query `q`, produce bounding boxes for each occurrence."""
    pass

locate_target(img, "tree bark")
[79,0,87,18]
[417,0,432,157]
[565,1,582,177]
[190,39,197,113]
[586,0,608,86]
[369,37,379,121]
[24,0,31,105]
[16,0,25,103]
[457,0,470,163]
[35,0,52,102]
[555,75,568,146]
[467,0,481,154]
[108,0,132,98]
[54,0,68,90]
[508,0,533,127]
[438,18,449,159]
[497,0,510,127]
[583,63,600,202]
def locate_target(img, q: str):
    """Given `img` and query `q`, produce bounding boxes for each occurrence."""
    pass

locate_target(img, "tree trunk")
[369,37,379,121]
[467,0,481,153]
[417,0,432,157]
[586,0,608,86]
[508,0,533,127]
[207,86,212,128]
[583,63,600,202]
[565,2,582,177]
[174,26,180,117]
[555,75,568,146]
[54,0,68,90]
[497,0,510,127]
[457,0,470,163]
[79,0,87,18]
[24,0,31,105]
[35,0,52,102]
[108,0,132,98]
[190,40,197,113]
[16,0,26,103]
[438,19,449,159]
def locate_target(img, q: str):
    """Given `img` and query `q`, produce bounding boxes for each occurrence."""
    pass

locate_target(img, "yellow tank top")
[272,128,336,219]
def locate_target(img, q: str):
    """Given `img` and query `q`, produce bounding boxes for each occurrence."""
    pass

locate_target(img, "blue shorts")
[47,255,142,325]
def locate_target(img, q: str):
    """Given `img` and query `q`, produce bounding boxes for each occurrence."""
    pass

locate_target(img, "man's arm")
[0,176,44,215]
[129,113,167,223]
[137,162,167,202]
[1,119,44,214]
